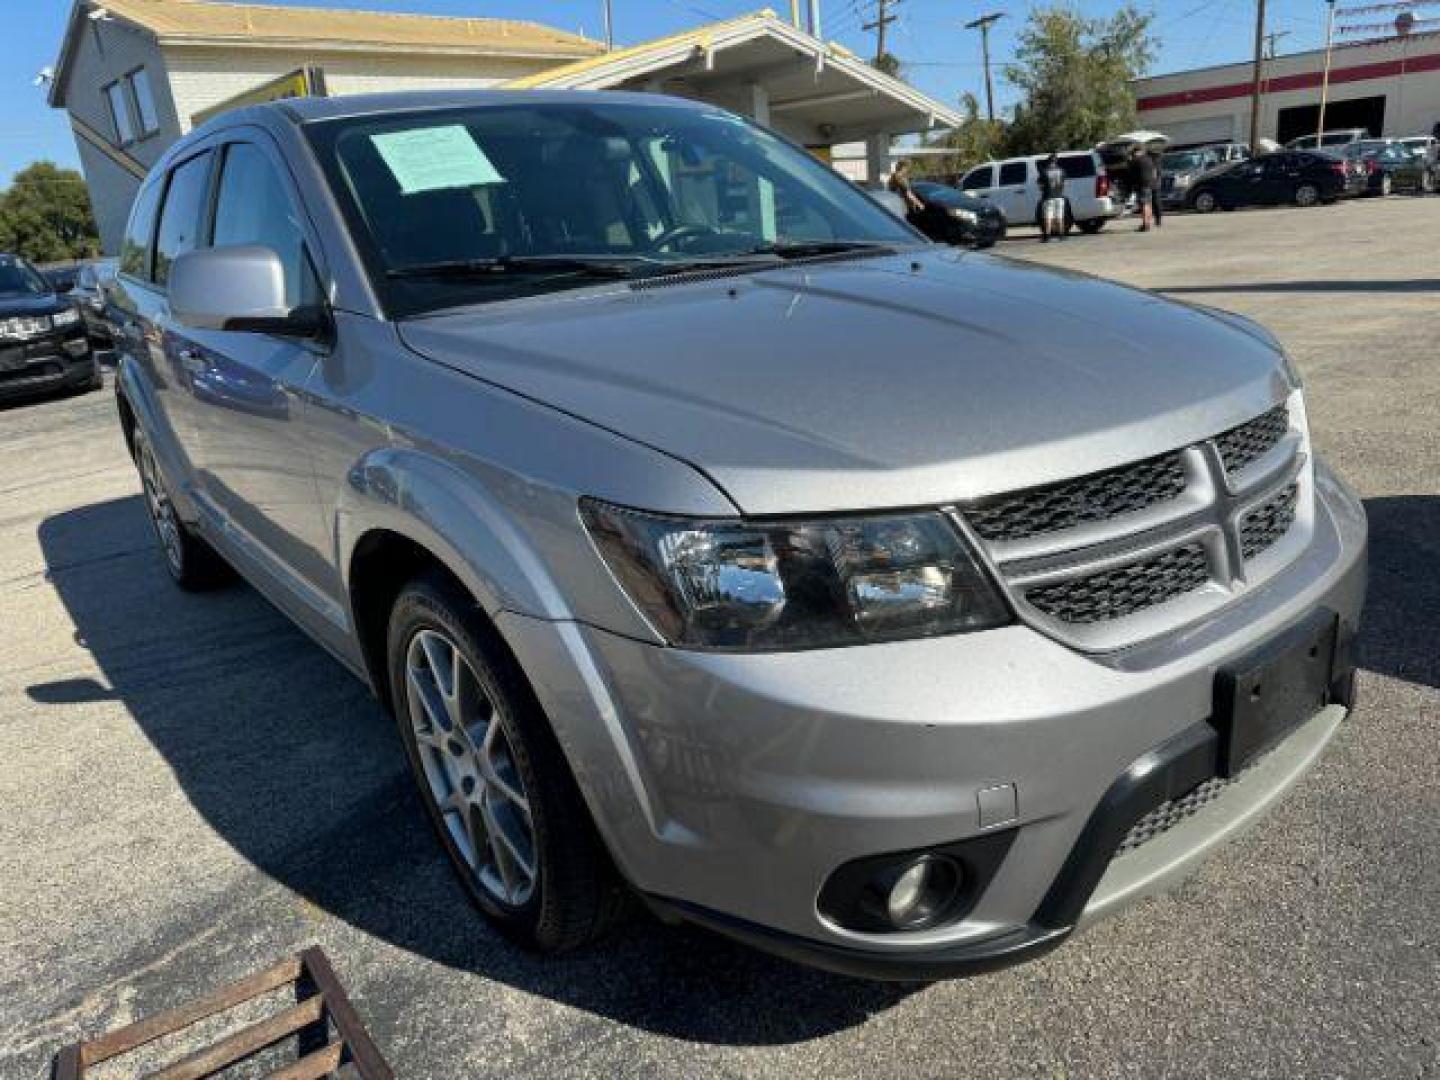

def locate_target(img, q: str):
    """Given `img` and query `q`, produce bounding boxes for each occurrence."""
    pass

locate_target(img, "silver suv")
[112,91,1367,979]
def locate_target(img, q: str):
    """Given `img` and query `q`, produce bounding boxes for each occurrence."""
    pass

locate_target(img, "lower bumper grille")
[1115,776,1229,857]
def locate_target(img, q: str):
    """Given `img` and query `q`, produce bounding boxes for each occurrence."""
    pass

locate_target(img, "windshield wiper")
[386,254,653,280]
[738,239,897,259]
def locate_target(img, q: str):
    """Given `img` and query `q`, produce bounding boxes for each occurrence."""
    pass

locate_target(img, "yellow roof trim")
[504,10,780,89]
[98,0,603,58]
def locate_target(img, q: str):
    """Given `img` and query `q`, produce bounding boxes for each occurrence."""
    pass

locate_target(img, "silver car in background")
[111,91,1366,979]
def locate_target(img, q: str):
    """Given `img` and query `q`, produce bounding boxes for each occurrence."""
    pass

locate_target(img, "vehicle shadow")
[1161,279,1440,295]
[1358,496,1440,691]
[32,495,915,1046]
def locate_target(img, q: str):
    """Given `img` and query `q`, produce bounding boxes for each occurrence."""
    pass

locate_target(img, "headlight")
[582,501,1011,651]
[949,208,980,225]
[51,308,81,328]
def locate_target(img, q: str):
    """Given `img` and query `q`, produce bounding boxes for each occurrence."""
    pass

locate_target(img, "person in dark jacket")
[1038,153,1067,242]
[1132,145,1157,232]
[1148,148,1164,228]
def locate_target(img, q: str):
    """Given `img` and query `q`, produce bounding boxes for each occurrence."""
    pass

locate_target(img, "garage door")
[1156,115,1236,147]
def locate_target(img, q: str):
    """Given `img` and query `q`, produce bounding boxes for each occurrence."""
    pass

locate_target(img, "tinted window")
[1058,154,1096,179]
[960,166,992,190]
[119,180,162,280]
[154,152,212,288]
[213,142,317,310]
[0,256,50,297]
[998,161,1027,185]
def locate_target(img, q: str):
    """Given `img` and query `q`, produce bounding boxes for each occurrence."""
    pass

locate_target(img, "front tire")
[1192,189,1219,213]
[387,572,625,952]
[133,428,231,590]
[1077,218,1106,234]
[1295,182,1321,207]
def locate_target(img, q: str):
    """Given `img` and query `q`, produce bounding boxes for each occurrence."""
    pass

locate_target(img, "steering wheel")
[651,224,721,253]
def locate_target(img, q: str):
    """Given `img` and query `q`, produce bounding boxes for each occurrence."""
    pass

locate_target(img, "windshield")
[307,101,918,316]
[0,257,51,298]
[1162,150,1216,172]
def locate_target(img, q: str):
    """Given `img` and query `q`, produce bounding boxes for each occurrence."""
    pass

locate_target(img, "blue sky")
[9,0,1336,185]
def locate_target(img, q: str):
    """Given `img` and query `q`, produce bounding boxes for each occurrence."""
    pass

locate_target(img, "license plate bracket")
[1212,610,1338,777]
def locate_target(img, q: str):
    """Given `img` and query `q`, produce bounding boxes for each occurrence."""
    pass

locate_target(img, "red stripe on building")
[1137,51,1440,112]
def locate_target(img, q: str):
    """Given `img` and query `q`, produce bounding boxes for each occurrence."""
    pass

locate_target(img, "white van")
[956,151,1117,233]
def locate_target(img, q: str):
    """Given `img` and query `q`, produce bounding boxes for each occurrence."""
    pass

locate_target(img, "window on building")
[119,180,162,281]
[126,69,159,136]
[104,81,134,144]
[154,152,213,287]
[212,142,318,310]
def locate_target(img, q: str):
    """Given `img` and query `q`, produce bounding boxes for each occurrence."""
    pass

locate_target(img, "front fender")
[336,446,568,620]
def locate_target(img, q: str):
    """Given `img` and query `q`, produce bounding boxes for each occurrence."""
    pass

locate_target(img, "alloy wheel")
[404,628,537,907]
[1296,184,1320,207]
[1194,191,1217,213]
[138,440,183,576]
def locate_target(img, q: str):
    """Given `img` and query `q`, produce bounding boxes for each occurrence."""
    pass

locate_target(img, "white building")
[47,0,603,253]
[1133,31,1440,148]
[49,1,962,254]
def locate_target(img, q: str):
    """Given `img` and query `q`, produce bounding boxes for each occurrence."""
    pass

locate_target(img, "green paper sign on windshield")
[370,125,505,194]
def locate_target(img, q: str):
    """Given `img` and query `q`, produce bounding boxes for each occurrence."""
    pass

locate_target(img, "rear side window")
[998,161,1027,185]
[960,165,992,190]
[154,152,213,288]
[212,142,318,310]
[119,181,162,281]
[1058,154,1097,179]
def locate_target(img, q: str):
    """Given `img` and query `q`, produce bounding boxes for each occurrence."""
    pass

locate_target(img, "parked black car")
[1186,151,1352,212]
[0,254,99,402]
[72,258,119,344]
[1340,141,1434,195]
[908,181,1007,247]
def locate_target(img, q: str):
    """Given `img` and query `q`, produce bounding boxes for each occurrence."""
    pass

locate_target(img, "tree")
[873,52,902,78]
[1002,5,1156,158]
[0,162,101,263]
[913,92,1005,179]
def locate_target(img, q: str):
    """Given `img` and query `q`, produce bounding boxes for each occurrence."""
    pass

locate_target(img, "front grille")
[1024,543,1210,624]
[1115,777,1230,857]
[1215,404,1289,476]
[1240,483,1299,560]
[965,451,1187,543]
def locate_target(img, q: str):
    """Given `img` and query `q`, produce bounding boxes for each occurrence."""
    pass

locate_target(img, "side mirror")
[170,245,325,337]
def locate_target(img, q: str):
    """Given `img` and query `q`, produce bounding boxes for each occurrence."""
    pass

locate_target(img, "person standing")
[1132,145,1157,232]
[1148,148,1165,228]
[1038,153,1067,242]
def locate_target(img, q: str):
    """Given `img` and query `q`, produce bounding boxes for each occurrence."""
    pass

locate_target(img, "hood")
[0,293,66,318]
[398,250,1291,515]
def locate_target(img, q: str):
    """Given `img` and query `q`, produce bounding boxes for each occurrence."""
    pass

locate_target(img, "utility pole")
[601,0,613,50]
[965,12,1005,124]
[858,0,892,63]
[1263,29,1290,59]
[863,0,899,63]
[1317,0,1337,140]
[1247,0,1267,154]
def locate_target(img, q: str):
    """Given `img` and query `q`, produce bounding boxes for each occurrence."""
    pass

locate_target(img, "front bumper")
[498,461,1366,978]
[0,327,94,399]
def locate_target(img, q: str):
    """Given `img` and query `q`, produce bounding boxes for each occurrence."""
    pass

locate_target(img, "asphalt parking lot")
[2,196,1438,1079]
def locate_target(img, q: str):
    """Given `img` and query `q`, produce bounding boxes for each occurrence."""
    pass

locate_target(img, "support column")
[748,82,770,126]
[864,130,891,186]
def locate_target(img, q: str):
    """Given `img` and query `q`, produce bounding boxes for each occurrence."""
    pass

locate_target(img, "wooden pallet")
[53,947,392,1080]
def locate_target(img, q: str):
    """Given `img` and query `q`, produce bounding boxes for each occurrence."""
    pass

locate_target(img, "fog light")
[879,856,962,929]
[62,338,89,357]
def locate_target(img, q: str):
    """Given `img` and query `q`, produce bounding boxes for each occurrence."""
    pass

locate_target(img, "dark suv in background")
[0,254,99,402]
